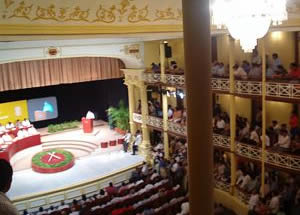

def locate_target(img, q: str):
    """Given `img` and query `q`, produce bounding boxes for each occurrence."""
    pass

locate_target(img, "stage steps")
[42,140,98,154]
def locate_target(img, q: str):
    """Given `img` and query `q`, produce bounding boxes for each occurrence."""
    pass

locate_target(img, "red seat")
[117,138,124,145]
[101,142,108,148]
[109,140,117,146]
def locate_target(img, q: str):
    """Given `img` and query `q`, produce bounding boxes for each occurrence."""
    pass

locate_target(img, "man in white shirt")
[0,123,6,134]
[248,191,259,210]
[272,53,281,71]
[168,105,173,119]
[86,111,95,120]
[251,49,262,65]
[28,127,38,135]
[269,191,280,214]
[0,159,19,215]
[233,64,248,80]
[275,129,290,151]
[16,129,25,139]
[5,122,14,130]
[250,127,260,145]
[132,130,142,155]
[123,130,131,152]
[22,118,31,127]
[2,133,12,143]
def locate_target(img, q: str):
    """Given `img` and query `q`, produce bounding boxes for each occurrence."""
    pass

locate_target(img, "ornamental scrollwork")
[33,4,58,21]
[93,5,116,23]
[66,6,89,22]
[128,5,150,23]
[155,7,182,21]
[8,1,32,20]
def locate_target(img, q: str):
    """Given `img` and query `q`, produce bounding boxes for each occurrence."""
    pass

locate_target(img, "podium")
[81,117,93,133]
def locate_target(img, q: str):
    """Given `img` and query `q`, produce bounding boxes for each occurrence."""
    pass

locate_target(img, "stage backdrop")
[0,78,128,128]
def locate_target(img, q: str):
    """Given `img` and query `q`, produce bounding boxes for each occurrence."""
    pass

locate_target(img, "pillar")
[261,39,267,197]
[126,83,137,134]
[162,89,170,159]
[160,41,166,82]
[139,83,152,163]
[229,37,237,195]
[182,0,213,214]
[160,41,170,160]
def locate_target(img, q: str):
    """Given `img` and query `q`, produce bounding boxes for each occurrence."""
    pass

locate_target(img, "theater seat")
[101,142,108,148]
[109,140,117,146]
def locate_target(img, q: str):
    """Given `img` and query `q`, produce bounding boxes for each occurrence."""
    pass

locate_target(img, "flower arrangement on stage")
[107,100,129,134]
[32,149,75,173]
[48,121,79,133]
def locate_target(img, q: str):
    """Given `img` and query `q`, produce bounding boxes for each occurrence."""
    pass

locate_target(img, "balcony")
[142,72,300,101]
[214,180,231,193]
[235,143,262,161]
[212,133,231,150]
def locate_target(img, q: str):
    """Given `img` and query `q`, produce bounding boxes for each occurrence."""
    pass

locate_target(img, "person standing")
[132,130,142,155]
[0,159,19,215]
[123,130,131,153]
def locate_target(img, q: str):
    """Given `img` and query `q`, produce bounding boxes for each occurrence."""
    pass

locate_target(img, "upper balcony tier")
[142,72,300,100]
[133,113,300,172]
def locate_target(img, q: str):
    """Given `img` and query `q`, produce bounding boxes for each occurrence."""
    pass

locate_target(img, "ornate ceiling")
[0,0,300,35]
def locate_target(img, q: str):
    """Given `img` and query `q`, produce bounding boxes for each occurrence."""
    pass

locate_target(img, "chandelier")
[211,0,288,52]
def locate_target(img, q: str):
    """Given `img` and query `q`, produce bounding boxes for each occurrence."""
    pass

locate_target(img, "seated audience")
[5,122,14,130]
[105,182,118,196]
[233,64,247,80]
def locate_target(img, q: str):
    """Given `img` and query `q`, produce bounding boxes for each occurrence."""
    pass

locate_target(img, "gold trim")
[12,161,143,203]
[0,24,183,35]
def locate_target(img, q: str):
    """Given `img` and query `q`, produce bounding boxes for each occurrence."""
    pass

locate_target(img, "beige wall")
[217,94,252,121]
[144,39,185,69]
[216,32,295,69]
[144,41,160,69]
[266,101,293,128]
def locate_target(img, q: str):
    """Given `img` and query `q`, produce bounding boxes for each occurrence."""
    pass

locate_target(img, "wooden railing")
[213,133,231,149]
[235,142,262,161]
[214,180,231,193]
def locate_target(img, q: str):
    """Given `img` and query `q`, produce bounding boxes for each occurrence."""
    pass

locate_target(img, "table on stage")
[0,134,42,162]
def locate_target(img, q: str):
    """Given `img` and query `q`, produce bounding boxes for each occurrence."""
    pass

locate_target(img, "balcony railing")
[147,116,163,129]
[213,134,231,149]
[133,113,143,124]
[235,80,262,96]
[211,78,230,92]
[168,121,187,136]
[214,180,231,193]
[266,82,300,99]
[236,188,250,204]
[165,74,185,87]
[265,150,300,171]
[235,143,262,161]
[143,73,162,83]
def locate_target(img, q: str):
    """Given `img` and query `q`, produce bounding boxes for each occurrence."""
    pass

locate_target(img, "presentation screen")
[0,100,29,125]
[27,97,58,122]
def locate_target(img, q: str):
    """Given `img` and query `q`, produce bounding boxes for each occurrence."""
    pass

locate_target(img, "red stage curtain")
[0,57,125,92]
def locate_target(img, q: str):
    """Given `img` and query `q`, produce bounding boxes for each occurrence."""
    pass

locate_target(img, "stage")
[5,121,144,200]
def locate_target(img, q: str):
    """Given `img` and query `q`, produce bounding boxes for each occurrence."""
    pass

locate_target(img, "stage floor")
[6,122,144,200]
[8,151,143,199]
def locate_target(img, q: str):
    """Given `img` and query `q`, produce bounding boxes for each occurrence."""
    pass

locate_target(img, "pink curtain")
[0,57,125,92]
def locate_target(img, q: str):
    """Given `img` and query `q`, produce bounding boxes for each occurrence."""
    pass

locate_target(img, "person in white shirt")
[250,127,260,145]
[86,111,95,120]
[5,122,14,130]
[0,123,6,134]
[176,202,190,215]
[168,105,174,119]
[216,117,225,129]
[132,130,142,155]
[269,191,280,214]
[272,53,281,71]
[233,64,248,80]
[22,118,31,127]
[251,49,262,65]
[248,191,260,210]
[123,130,131,152]
[217,63,225,77]
[15,120,22,128]
[16,129,25,139]
[240,173,251,190]
[2,133,12,143]
[57,201,69,210]
[28,127,38,135]
[275,129,290,151]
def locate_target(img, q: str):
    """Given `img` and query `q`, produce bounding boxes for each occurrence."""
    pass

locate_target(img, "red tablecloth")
[0,134,41,162]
